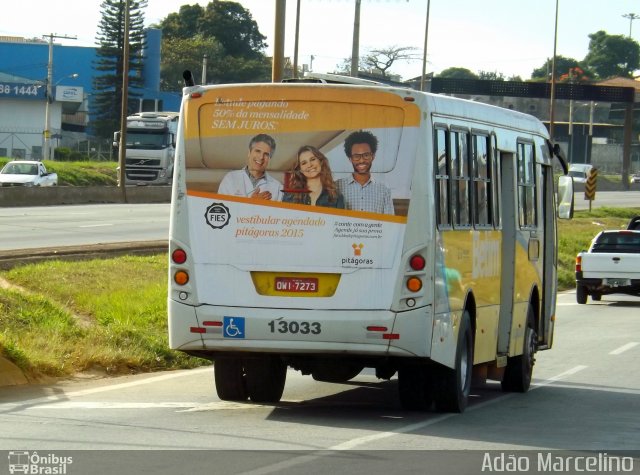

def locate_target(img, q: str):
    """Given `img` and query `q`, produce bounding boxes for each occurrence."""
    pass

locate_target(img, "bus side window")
[517,141,538,229]
[473,133,491,228]
[434,127,451,228]
[451,129,471,228]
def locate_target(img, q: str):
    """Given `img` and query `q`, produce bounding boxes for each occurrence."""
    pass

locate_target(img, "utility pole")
[351,0,361,77]
[118,0,130,202]
[272,0,286,82]
[293,0,301,78]
[549,0,559,141]
[420,0,431,91]
[43,33,76,161]
[202,54,208,84]
[622,13,640,37]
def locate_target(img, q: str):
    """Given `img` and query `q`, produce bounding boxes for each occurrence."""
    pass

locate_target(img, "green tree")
[158,4,204,39]
[156,1,270,88]
[437,67,479,80]
[583,30,640,79]
[91,0,148,139]
[199,1,267,59]
[160,36,225,90]
[530,55,586,81]
[478,70,505,81]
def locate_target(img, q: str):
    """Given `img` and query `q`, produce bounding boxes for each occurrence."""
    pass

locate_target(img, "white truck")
[0,160,58,187]
[575,229,640,303]
[114,112,179,185]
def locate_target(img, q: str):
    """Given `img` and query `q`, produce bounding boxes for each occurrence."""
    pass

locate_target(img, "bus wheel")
[434,311,473,413]
[244,357,287,403]
[501,304,536,393]
[576,285,588,304]
[398,365,435,410]
[214,358,247,401]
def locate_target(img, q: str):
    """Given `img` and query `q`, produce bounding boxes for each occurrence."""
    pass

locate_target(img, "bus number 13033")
[268,320,321,335]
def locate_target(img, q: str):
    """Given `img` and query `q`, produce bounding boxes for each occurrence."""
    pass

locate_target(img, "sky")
[2,0,640,80]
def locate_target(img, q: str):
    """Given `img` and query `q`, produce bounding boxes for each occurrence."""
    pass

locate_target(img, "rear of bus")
[168,83,433,386]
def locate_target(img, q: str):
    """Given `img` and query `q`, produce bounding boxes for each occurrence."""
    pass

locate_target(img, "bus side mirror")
[557,175,574,219]
[113,131,120,148]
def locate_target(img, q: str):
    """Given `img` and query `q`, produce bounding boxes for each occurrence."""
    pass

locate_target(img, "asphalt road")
[0,203,170,251]
[1,192,639,252]
[0,291,638,475]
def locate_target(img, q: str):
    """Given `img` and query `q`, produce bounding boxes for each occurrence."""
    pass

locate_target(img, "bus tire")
[576,285,588,304]
[214,358,247,401]
[501,304,536,393]
[398,364,435,410]
[434,311,473,413]
[244,357,287,403]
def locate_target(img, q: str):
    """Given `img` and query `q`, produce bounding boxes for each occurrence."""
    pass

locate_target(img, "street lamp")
[44,73,79,160]
[42,32,76,161]
[622,13,640,37]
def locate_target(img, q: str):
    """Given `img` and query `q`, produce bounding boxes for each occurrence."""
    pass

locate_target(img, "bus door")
[498,141,540,356]
[540,162,556,348]
[497,150,516,355]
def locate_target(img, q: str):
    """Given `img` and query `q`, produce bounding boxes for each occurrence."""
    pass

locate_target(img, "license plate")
[606,278,629,287]
[274,277,318,292]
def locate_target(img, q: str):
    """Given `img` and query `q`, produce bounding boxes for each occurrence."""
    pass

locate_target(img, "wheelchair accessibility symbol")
[223,316,245,339]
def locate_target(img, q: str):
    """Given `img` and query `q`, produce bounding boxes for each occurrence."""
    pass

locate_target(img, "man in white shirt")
[218,134,282,200]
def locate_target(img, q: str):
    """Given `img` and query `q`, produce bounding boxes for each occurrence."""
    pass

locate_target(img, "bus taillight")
[174,270,189,285]
[406,276,423,292]
[409,254,426,270]
[172,248,187,264]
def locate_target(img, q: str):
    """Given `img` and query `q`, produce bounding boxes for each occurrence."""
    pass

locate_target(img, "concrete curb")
[0,240,168,270]
[0,185,171,207]
[0,357,29,387]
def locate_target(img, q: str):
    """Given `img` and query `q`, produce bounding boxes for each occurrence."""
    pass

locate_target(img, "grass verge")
[0,254,205,380]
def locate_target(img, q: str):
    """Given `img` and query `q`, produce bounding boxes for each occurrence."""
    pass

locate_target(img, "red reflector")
[366,326,388,332]
[190,327,206,334]
[202,321,223,327]
[383,333,400,340]
[190,92,202,98]
[409,255,425,270]
[172,248,187,264]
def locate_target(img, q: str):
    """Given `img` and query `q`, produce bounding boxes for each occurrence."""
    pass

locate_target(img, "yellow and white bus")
[168,78,573,412]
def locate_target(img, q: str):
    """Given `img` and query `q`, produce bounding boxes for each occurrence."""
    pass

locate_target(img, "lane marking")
[0,366,212,408]
[609,342,639,355]
[79,224,114,228]
[531,365,588,389]
[238,365,590,475]
[25,402,199,409]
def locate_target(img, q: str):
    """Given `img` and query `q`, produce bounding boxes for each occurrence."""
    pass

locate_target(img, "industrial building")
[0,29,180,160]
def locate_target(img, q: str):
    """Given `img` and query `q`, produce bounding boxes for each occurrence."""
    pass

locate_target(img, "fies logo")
[342,243,373,267]
[205,202,231,229]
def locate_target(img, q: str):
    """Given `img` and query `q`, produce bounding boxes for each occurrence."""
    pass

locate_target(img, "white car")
[630,173,640,184]
[0,160,58,187]
[568,164,593,184]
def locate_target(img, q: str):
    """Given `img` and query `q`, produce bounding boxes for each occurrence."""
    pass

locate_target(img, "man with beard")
[336,130,394,214]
